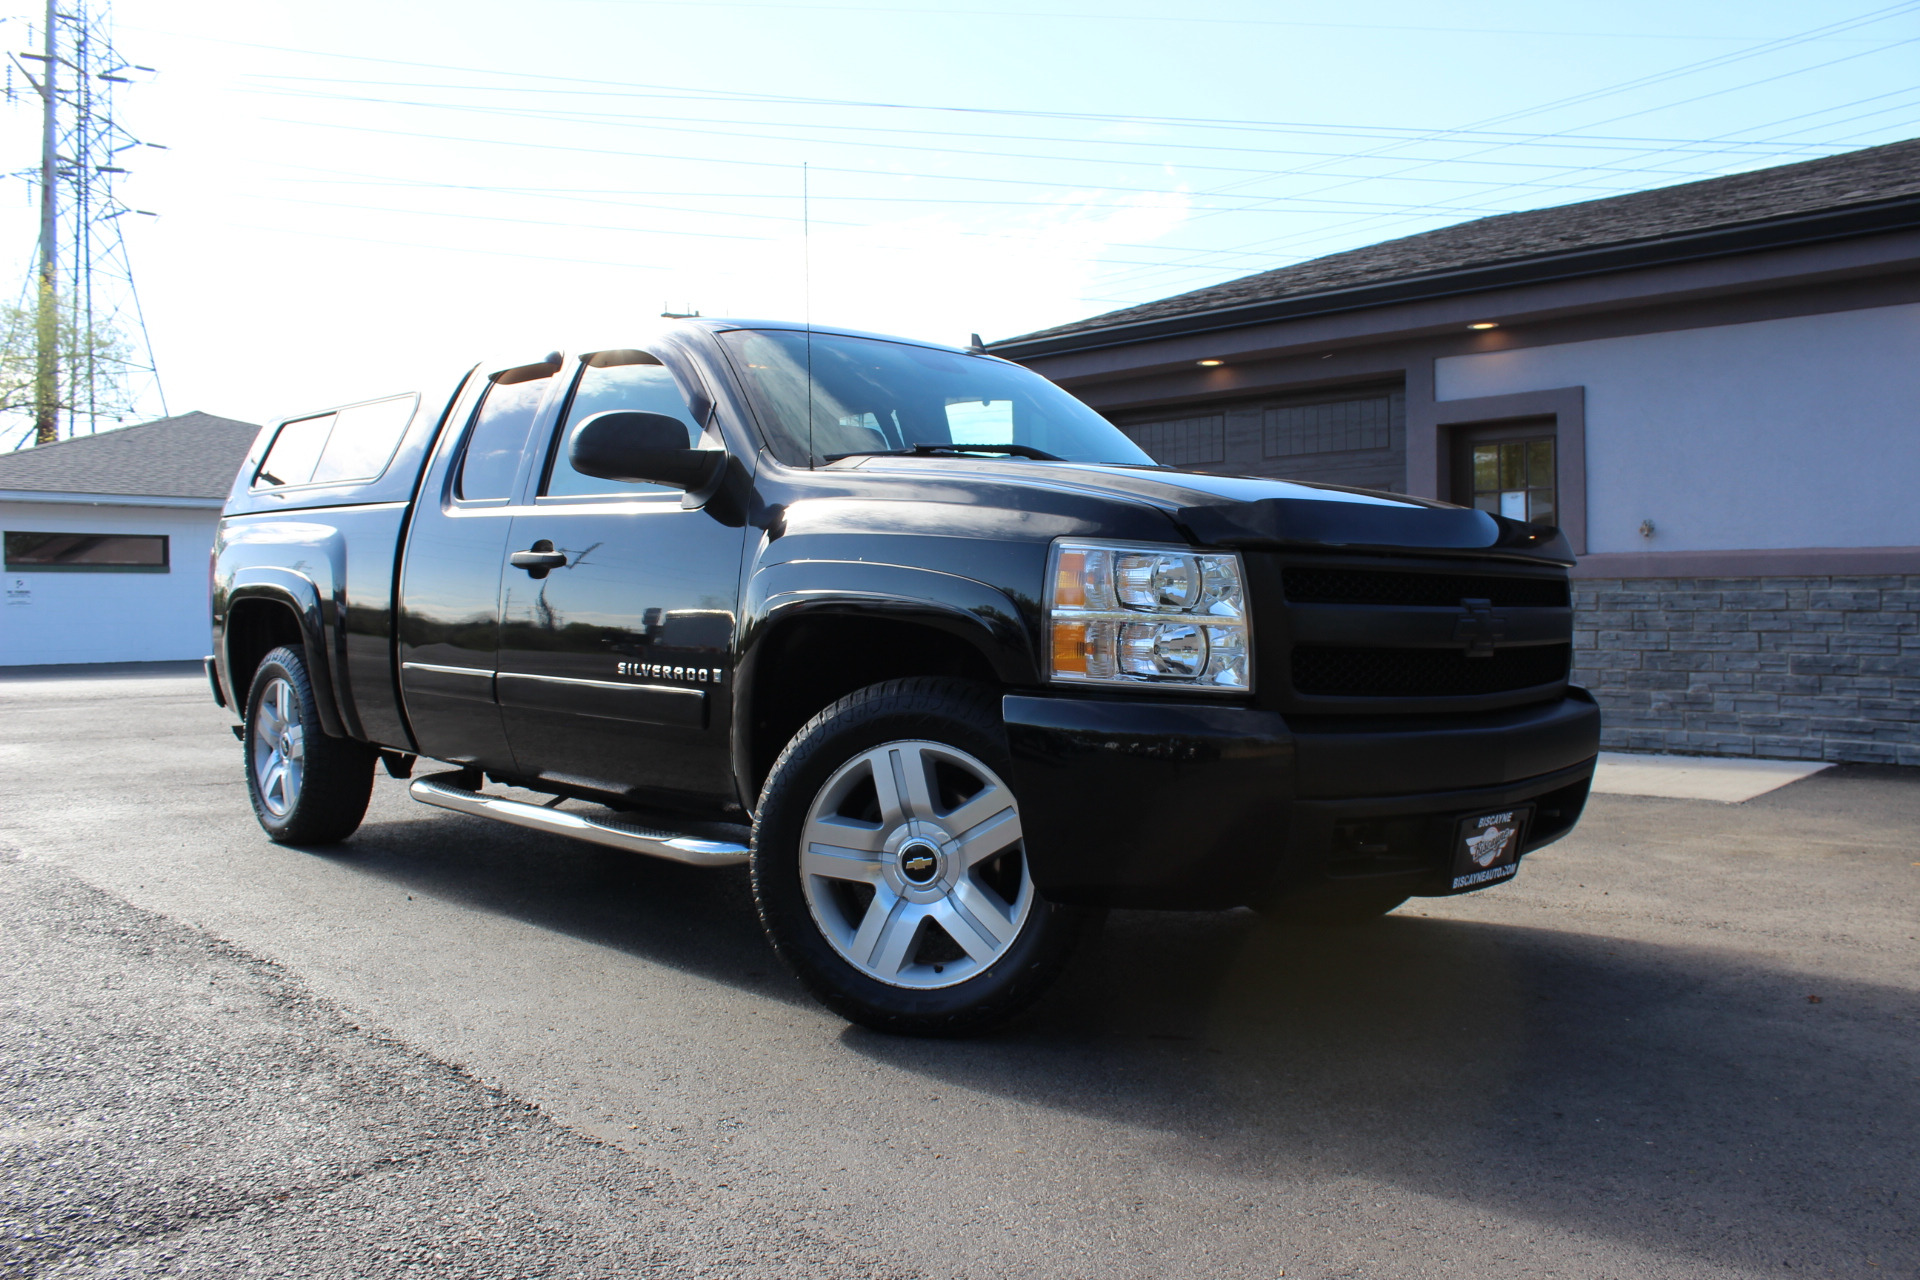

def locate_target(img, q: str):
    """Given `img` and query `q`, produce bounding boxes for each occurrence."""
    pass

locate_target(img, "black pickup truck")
[207,319,1599,1035]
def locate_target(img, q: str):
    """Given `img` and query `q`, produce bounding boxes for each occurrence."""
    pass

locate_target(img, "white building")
[1,412,261,666]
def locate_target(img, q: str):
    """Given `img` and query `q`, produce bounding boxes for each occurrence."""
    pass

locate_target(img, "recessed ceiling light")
[1469,322,1499,330]
[1196,358,1224,366]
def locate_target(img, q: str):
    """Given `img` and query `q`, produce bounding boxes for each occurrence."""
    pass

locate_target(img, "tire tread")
[244,645,376,845]
[750,677,1089,1037]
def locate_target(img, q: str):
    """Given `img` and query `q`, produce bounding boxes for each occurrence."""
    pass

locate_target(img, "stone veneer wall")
[1572,574,1920,764]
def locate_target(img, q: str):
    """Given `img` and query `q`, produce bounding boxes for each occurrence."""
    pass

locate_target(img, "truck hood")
[841,456,1575,566]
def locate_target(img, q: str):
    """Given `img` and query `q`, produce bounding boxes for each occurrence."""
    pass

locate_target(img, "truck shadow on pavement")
[332,808,1915,1275]
[858,906,1919,1275]
[340,812,813,1005]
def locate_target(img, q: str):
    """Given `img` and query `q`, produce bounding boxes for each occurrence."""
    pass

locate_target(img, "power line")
[1080,2,1920,298]
[207,219,682,270]
[236,193,780,242]
[261,115,1588,218]
[1104,2,1920,245]
[251,163,1300,263]
[239,85,1758,196]
[239,73,1852,157]
[126,25,1889,151]
[112,7,1920,340]
[208,0,1917,310]
[501,1,1894,43]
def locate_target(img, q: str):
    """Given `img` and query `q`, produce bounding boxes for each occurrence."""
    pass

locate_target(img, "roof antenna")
[968,333,986,353]
[804,160,814,470]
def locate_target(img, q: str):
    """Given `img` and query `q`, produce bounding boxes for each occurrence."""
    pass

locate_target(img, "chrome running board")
[408,772,749,868]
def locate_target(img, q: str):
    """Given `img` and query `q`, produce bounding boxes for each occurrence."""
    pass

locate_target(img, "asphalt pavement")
[2,665,1915,1279]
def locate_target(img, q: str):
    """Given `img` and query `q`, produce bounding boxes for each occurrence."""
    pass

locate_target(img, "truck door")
[396,358,562,771]
[495,348,746,808]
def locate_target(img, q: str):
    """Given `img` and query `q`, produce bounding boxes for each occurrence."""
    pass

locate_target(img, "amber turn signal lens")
[1051,620,1089,675]
[1053,550,1088,609]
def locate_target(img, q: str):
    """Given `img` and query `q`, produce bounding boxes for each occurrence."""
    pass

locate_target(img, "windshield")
[717,328,1154,468]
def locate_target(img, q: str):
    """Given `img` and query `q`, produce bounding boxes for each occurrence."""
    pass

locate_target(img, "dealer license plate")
[1450,806,1532,891]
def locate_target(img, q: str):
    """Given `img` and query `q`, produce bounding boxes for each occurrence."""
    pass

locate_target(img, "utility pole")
[33,0,57,447]
[6,0,163,449]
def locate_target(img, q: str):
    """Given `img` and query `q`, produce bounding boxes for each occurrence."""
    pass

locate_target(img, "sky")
[2,0,1918,441]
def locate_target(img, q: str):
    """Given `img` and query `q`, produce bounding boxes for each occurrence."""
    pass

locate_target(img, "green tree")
[0,293,138,446]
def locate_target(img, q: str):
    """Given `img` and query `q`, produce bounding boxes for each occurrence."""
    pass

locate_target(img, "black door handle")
[510,541,568,578]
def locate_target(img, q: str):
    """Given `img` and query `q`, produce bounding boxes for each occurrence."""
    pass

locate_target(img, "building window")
[4,531,170,572]
[1118,414,1224,466]
[1459,430,1556,524]
[1264,396,1392,457]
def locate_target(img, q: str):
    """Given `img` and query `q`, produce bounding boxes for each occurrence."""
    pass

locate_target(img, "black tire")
[750,677,1093,1037]
[1265,881,1411,927]
[242,645,376,845]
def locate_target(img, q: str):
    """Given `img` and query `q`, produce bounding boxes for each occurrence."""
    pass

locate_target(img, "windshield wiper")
[823,442,1064,463]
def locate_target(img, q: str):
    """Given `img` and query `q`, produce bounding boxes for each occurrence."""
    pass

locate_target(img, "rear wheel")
[243,645,376,845]
[751,678,1092,1037]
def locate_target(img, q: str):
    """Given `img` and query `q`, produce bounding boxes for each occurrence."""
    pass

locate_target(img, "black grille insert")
[1283,566,1569,609]
[1292,644,1571,698]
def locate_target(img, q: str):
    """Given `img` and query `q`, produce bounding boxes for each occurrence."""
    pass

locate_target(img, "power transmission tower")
[6,0,166,448]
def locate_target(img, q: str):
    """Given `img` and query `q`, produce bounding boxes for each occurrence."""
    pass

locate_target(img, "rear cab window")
[253,394,420,490]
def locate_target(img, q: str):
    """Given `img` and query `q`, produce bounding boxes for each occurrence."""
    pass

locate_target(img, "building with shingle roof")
[0,411,260,503]
[1000,137,1920,354]
[2,412,262,666]
[995,138,1920,765]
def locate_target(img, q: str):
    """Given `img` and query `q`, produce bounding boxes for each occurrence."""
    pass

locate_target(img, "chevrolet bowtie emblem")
[1454,597,1508,658]
[904,855,935,875]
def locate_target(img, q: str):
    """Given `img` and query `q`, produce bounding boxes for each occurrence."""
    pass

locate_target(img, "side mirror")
[568,411,726,492]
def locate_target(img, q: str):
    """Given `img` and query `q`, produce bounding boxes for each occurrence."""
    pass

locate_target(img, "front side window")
[457,366,554,501]
[542,351,706,499]
[716,329,1153,468]
[5,531,168,571]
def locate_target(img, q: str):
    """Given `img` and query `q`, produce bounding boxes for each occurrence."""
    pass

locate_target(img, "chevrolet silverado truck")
[207,320,1600,1035]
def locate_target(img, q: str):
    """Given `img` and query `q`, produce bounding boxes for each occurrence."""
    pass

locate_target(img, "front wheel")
[750,678,1092,1037]
[243,645,376,845]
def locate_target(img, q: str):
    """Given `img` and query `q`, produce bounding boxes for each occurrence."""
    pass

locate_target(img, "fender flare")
[224,569,351,739]
[731,558,1038,805]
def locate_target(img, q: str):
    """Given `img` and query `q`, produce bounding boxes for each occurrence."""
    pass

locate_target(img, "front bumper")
[1003,688,1600,910]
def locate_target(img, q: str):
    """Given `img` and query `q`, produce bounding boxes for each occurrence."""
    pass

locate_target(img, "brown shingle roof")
[0,412,261,500]
[998,137,1920,350]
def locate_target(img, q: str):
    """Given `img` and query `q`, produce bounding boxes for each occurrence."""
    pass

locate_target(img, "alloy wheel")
[250,676,305,818]
[799,739,1032,989]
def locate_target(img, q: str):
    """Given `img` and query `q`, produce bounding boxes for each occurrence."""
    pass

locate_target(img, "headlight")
[1046,539,1251,692]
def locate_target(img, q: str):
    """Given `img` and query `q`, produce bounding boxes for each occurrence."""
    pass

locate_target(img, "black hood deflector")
[1174,497,1574,566]
[838,456,1576,566]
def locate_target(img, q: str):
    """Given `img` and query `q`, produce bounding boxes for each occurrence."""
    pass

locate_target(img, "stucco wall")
[1,501,219,665]
[1434,301,1920,555]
